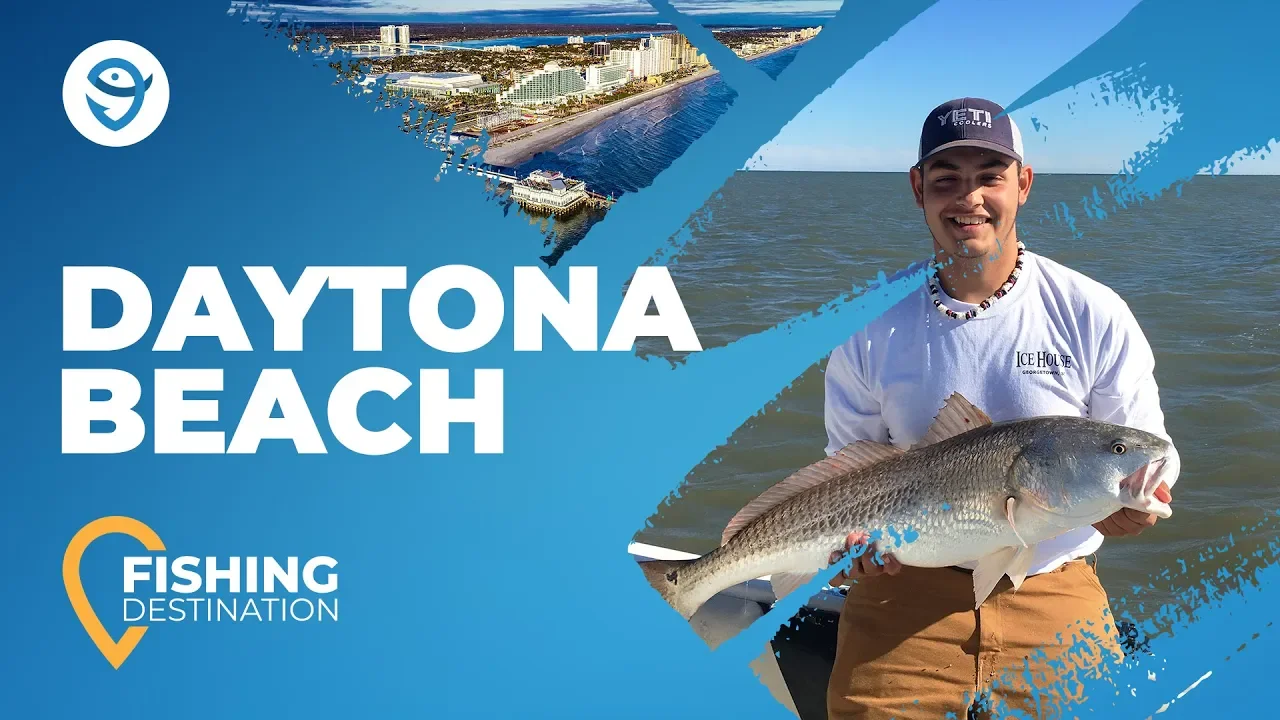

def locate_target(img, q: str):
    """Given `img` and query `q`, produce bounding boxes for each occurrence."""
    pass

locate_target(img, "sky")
[241,0,1277,174]
[749,0,1276,175]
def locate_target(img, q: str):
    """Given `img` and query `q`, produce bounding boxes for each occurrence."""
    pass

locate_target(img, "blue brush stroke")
[1003,0,1280,236]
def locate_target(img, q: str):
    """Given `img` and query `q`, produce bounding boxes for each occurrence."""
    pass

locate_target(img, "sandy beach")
[482,41,806,168]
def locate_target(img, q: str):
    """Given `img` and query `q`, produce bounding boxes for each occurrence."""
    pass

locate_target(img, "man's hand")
[827,531,902,586]
[1094,508,1159,537]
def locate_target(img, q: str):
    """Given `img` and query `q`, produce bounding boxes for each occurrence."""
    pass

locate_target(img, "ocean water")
[632,170,1280,618]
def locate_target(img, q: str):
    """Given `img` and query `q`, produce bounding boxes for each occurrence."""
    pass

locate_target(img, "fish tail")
[639,559,697,620]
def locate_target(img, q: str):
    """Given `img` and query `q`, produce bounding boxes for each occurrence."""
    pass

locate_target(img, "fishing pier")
[442,163,615,216]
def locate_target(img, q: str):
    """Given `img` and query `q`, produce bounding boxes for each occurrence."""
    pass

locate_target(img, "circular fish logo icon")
[63,41,169,147]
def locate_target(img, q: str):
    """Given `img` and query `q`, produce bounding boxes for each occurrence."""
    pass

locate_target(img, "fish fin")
[911,393,994,450]
[722,441,903,545]
[769,571,818,602]
[1006,544,1036,592]
[972,547,1015,609]
[972,544,1036,609]
[639,559,696,620]
[1007,497,1028,548]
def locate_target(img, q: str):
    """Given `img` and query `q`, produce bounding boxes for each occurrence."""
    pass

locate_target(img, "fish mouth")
[1118,457,1174,519]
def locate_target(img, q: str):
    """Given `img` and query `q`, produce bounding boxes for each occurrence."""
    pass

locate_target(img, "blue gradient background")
[2,0,1278,717]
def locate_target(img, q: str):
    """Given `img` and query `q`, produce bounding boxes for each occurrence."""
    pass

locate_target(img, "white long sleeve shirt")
[824,249,1175,576]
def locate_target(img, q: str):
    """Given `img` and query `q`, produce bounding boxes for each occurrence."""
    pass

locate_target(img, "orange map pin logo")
[62,517,165,669]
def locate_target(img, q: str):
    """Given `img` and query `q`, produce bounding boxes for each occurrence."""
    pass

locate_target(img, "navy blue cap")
[918,97,1024,165]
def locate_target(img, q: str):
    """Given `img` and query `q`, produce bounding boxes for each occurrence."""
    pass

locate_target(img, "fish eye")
[1111,442,1127,455]
[98,66,130,88]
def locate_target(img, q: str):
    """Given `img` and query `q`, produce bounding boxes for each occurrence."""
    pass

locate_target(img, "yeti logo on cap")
[938,108,994,129]
[918,97,1024,164]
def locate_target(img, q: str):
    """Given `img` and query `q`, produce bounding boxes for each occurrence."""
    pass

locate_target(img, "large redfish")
[641,393,1179,619]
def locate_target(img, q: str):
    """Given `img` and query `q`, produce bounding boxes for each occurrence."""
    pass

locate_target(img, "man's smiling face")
[910,146,1033,263]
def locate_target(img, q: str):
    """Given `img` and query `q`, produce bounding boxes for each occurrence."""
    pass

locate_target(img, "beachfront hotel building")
[584,62,630,94]
[782,27,822,44]
[607,33,704,80]
[379,24,410,46]
[498,62,589,106]
[641,35,675,74]
[610,42,670,80]
[591,41,611,58]
[384,72,500,99]
[609,48,646,79]
[670,33,690,65]
[669,33,710,67]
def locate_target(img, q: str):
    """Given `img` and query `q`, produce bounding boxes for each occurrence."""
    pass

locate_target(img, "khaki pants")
[826,559,1123,720]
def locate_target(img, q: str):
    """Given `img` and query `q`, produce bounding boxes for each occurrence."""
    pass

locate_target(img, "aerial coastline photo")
[261,8,824,261]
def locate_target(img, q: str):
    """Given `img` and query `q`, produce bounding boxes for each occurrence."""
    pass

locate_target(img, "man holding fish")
[638,96,1180,719]
[820,98,1180,719]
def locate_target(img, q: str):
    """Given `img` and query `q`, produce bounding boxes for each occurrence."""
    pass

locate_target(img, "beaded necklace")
[928,240,1025,320]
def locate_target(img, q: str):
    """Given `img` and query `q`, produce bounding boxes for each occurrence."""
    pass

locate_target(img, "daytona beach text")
[61,265,701,456]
